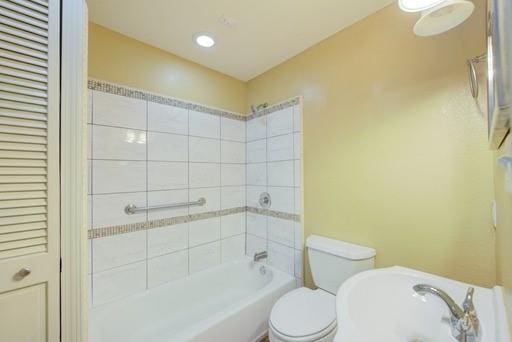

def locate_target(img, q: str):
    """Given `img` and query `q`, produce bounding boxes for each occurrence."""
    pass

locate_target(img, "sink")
[334,266,510,342]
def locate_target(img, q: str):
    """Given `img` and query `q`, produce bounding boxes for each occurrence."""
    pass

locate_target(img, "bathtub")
[89,257,296,342]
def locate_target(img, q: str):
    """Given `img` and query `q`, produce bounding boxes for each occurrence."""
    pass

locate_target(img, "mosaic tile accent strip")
[246,97,300,120]
[88,78,247,121]
[88,207,246,239]
[88,206,300,239]
[246,206,301,222]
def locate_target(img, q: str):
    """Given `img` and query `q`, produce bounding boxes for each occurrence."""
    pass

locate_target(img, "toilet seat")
[269,287,337,342]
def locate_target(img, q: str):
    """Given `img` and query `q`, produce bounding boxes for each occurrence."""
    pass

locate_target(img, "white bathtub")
[89,257,296,342]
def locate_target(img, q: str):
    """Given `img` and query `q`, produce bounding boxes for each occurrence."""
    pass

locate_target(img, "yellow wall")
[88,23,247,113]
[248,1,496,287]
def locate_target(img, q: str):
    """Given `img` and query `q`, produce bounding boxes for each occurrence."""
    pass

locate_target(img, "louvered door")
[0,1,60,341]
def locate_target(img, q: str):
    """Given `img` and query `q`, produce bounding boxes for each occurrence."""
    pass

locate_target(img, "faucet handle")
[462,287,475,313]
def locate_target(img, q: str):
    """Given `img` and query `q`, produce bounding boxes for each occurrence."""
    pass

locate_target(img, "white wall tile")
[293,104,301,132]
[148,102,188,135]
[87,125,92,159]
[87,196,92,229]
[147,189,188,220]
[189,241,221,274]
[267,241,294,275]
[221,140,245,163]
[189,163,220,188]
[268,186,294,213]
[147,224,188,258]
[148,250,188,288]
[267,217,294,247]
[93,126,146,160]
[189,110,220,138]
[294,160,301,187]
[87,90,93,124]
[189,187,220,214]
[93,91,146,129]
[295,249,303,278]
[221,213,245,238]
[221,164,245,186]
[294,188,302,215]
[221,186,245,209]
[148,132,188,161]
[268,161,294,187]
[247,116,266,141]
[92,231,146,272]
[221,117,245,142]
[268,134,293,161]
[247,186,266,208]
[247,213,267,238]
[267,107,293,137]
[88,161,92,194]
[294,223,303,250]
[247,139,266,163]
[293,132,301,160]
[88,275,93,308]
[93,261,146,306]
[222,235,245,262]
[189,136,220,162]
[189,217,221,247]
[247,163,266,186]
[246,234,267,258]
[148,162,188,190]
[87,240,92,274]
[93,160,146,194]
[92,192,146,228]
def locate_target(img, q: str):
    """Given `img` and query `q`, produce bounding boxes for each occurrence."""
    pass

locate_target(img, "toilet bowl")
[268,235,376,342]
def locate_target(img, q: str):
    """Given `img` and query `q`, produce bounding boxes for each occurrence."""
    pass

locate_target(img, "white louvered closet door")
[0,1,60,341]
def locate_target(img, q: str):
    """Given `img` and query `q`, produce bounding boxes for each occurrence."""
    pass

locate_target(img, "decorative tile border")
[88,207,246,239]
[246,206,301,222]
[88,78,247,121]
[87,206,300,239]
[246,97,300,120]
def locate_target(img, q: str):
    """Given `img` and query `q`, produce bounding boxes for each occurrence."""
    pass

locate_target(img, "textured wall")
[247,1,496,287]
[88,23,247,113]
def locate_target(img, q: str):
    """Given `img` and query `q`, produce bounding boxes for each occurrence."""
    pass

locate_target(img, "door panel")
[0,0,60,341]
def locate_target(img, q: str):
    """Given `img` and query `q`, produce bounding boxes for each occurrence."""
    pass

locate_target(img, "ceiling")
[88,0,395,81]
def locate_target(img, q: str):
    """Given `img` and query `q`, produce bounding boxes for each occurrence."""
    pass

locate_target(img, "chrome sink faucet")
[253,251,268,262]
[413,284,480,342]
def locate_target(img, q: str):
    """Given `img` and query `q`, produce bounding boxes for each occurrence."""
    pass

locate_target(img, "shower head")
[250,103,269,115]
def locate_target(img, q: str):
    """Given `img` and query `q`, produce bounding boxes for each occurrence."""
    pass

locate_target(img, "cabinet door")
[0,0,60,341]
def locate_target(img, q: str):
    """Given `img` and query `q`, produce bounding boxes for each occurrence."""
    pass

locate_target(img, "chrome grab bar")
[125,197,206,215]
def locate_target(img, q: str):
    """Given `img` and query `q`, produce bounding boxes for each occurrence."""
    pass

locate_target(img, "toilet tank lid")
[306,235,376,260]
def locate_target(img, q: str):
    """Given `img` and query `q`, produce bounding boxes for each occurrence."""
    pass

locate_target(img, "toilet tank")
[306,235,376,294]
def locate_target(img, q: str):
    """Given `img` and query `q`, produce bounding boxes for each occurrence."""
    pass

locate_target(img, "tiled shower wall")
[87,80,303,306]
[245,103,303,286]
[87,81,247,306]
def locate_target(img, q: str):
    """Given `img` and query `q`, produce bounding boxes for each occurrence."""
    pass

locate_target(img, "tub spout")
[253,251,268,262]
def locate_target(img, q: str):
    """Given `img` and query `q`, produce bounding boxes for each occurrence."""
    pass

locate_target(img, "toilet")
[268,235,376,342]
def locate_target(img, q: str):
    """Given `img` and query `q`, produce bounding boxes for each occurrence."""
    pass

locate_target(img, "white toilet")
[268,235,376,342]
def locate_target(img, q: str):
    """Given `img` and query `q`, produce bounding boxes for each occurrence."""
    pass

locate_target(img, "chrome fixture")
[125,198,206,215]
[413,284,480,341]
[250,103,269,115]
[467,53,487,98]
[259,192,271,209]
[253,251,268,262]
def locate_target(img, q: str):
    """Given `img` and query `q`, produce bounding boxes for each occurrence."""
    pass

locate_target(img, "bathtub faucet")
[253,251,268,262]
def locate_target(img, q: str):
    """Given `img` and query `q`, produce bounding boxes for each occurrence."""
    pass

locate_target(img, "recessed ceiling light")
[194,33,215,48]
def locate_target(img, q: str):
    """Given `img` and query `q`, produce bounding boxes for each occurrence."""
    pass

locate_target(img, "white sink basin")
[334,266,510,342]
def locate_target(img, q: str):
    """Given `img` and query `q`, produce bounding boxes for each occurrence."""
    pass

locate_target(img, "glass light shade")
[398,0,445,12]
